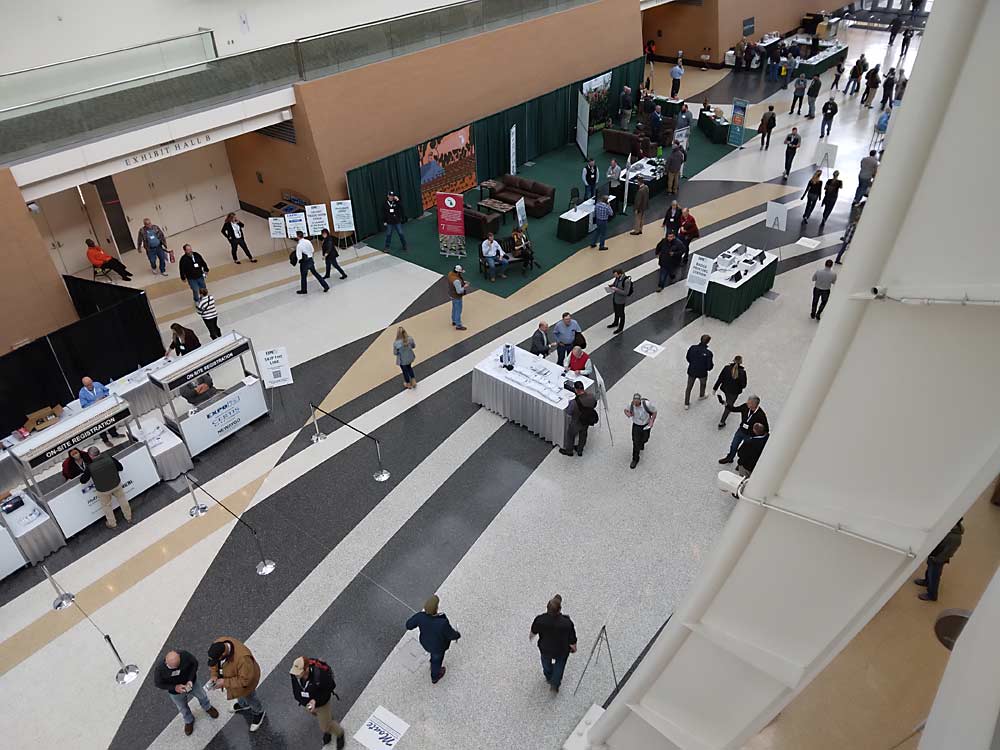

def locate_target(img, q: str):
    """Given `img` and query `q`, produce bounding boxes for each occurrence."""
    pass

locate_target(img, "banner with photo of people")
[582,71,612,126]
[418,126,477,210]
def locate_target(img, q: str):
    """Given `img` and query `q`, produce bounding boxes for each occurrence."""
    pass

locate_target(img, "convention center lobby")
[0,1,998,749]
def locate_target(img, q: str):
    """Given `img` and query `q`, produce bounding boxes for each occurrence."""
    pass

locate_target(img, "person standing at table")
[80,446,131,529]
[665,140,686,195]
[169,323,201,357]
[855,150,880,204]
[790,74,807,115]
[530,321,555,358]
[650,105,664,143]
[85,239,132,281]
[207,637,266,733]
[820,95,838,138]
[676,103,693,131]
[625,393,657,469]
[383,191,408,252]
[196,288,222,340]
[552,312,582,367]
[137,218,169,276]
[618,85,633,129]
[393,327,417,390]
[560,381,598,457]
[446,265,470,331]
[718,395,768,465]
[79,376,122,445]
[820,170,843,229]
[289,656,345,749]
[606,159,622,196]
[606,269,631,334]
[220,213,257,264]
[758,105,777,150]
[405,594,461,684]
[805,75,822,118]
[630,177,649,235]
[530,594,578,691]
[684,334,714,409]
[154,649,219,736]
[811,259,837,320]
[178,244,210,303]
[481,232,509,282]
[582,158,598,201]
[669,61,684,98]
[801,171,823,225]
[782,128,802,179]
[320,228,348,280]
[295,231,330,294]
[713,355,748,429]
[590,195,614,251]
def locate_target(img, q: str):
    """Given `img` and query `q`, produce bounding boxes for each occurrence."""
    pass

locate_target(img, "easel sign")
[268,217,287,239]
[256,346,293,410]
[686,254,713,294]
[814,142,838,173]
[285,212,307,237]
[765,201,788,232]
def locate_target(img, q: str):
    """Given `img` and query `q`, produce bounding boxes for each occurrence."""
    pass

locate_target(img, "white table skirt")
[140,417,193,480]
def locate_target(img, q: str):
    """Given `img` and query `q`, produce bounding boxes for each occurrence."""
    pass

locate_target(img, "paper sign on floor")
[354,706,410,749]
[796,237,821,249]
[634,341,664,358]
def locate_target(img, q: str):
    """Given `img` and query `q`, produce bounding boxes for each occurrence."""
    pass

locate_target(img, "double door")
[31,187,101,275]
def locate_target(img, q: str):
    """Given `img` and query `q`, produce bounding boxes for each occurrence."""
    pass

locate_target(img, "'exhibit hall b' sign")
[436,192,466,257]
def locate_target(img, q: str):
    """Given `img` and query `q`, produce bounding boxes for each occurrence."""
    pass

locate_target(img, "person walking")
[551,312,582,366]
[669,61,684,98]
[393,327,417,390]
[559,381,598,457]
[855,150,880,204]
[383,191,408,252]
[446,265,470,330]
[758,105,777,150]
[915,520,964,601]
[207,637,265,733]
[737,422,769,475]
[530,321,554,358]
[590,195,614,251]
[900,27,915,57]
[405,595,461,684]
[678,208,699,261]
[178,244,209,303]
[684,334,714,409]
[630,177,649,235]
[320,228,348,280]
[195,288,222,340]
[805,75,822,118]
[220,213,257,264]
[85,239,133,280]
[820,170,843,229]
[582,158,599,201]
[655,231,685,290]
[888,16,903,46]
[606,269,631,334]
[295,231,330,295]
[666,140,686,195]
[880,67,897,111]
[155,649,219,736]
[831,61,845,91]
[289,656,345,749]
[820,95,838,138]
[625,393,657,469]
[835,199,865,264]
[713,355,748,429]
[662,199,682,236]
[718,395,768,464]
[168,323,201,357]
[618,85,633,129]
[846,58,863,96]
[861,64,881,107]
[137,217,169,276]
[783,128,801,179]
[811,259,837,320]
[530,594,578,691]
[801,171,823,225]
[79,446,131,529]
[790,74,807,115]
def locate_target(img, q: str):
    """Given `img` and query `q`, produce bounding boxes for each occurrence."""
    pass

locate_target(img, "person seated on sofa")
[511,227,534,270]
[481,232,509,282]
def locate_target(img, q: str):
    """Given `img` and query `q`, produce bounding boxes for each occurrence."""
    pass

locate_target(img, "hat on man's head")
[207,641,226,666]
[454,265,464,273]
[633,392,643,400]
[424,594,440,615]
[388,190,397,196]
[289,656,306,677]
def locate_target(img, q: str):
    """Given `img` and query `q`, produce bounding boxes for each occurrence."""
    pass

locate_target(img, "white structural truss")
[567,0,1000,747]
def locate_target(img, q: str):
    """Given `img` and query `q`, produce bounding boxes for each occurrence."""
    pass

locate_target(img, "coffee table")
[478,180,503,200]
[478,198,515,224]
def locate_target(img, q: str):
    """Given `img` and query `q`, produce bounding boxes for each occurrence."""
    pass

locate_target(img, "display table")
[471,346,594,446]
[557,195,617,242]
[139,416,193,480]
[0,525,26,580]
[687,245,778,323]
[63,357,171,418]
[1,491,65,565]
[790,36,848,77]
[698,110,730,144]
[651,96,685,117]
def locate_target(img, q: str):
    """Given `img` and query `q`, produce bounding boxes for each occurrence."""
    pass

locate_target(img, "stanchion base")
[373,469,391,483]
[189,504,209,518]
[116,664,140,685]
[53,592,75,611]
[256,559,277,576]
[311,433,327,443]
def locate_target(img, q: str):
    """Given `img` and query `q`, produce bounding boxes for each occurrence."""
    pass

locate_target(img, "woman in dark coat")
[320,229,348,280]
[169,324,201,357]
[713,355,748,429]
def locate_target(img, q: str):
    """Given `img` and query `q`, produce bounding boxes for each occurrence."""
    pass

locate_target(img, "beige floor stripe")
[649,63,731,103]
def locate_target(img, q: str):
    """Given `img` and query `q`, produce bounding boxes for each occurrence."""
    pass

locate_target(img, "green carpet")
[372,125,745,298]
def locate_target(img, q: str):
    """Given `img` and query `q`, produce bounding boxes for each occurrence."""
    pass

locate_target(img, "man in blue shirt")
[79,376,120,445]
[551,313,582,366]
[590,196,614,251]
[670,62,684,98]
[405,595,461,684]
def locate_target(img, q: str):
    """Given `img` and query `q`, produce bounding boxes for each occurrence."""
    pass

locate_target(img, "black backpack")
[308,658,339,700]
[578,396,599,426]
[625,276,635,297]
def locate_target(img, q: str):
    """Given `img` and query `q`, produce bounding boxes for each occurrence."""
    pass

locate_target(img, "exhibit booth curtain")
[609,56,646,112]
[346,148,422,240]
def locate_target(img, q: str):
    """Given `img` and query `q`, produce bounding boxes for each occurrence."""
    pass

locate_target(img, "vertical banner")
[284,212,307,237]
[575,91,590,158]
[727,98,750,147]
[330,200,356,232]
[510,124,517,175]
[268,217,287,239]
[515,197,527,228]
[304,204,330,235]
[436,192,465,257]
[622,152,633,211]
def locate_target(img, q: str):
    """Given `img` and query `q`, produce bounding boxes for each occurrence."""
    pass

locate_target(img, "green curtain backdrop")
[346,148,422,239]
[609,56,646,115]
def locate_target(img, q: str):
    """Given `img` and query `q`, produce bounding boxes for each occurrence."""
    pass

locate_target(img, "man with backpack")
[605,268,633,334]
[625,393,657,469]
[560,381,598,457]
[289,656,345,748]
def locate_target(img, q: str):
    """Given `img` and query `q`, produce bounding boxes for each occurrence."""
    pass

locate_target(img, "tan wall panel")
[717,0,817,52]
[0,169,77,351]
[225,130,329,211]
[642,1,720,64]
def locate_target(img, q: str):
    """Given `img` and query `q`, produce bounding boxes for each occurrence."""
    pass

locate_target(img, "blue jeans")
[854,177,872,204]
[187,276,207,303]
[146,246,168,273]
[430,652,446,682]
[556,343,573,366]
[236,690,264,715]
[821,116,834,137]
[584,184,595,201]
[385,223,407,250]
[485,255,509,280]
[728,428,749,460]
[168,682,212,724]
[807,96,817,117]
[451,297,463,327]
[541,653,568,688]
[924,560,944,599]
[592,221,608,249]
[658,266,673,288]
[400,364,415,383]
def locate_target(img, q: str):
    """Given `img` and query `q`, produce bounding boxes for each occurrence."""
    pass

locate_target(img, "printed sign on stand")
[256,347,293,389]
[515,197,527,228]
[814,141,838,171]
[330,200,355,232]
[727,98,750,147]
[285,212,307,237]
[268,217,287,239]
[354,705,409,750]
[436,192,466,257]
[304,204,330,235]
[686,254,714,294]
[765,201,788,232]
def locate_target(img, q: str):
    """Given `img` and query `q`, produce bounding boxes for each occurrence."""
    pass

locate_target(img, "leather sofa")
[602,128,655,159]
[492,175,555,218]
[463,207,501,239]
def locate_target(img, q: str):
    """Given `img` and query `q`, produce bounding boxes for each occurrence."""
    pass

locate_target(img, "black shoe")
[250,258,258,263]
[816,314,821,321]
[614,328,623,334]
[323,733,332,746]
[914,578,928,587]
[917,593,937,602]
[322,274,331,279]
[606,323,617,328]
[231,702,251,713]
[296,290,307,295]
[340,274,348,279]
[810,312,816,319]
[718,423,726,430]
[630,460,638,469]
[718,456,734,464]
[336,736,345,750]
[234,260,241,264]
[558,449,574,456]
[575,449,583,456]
[323,286,330,293]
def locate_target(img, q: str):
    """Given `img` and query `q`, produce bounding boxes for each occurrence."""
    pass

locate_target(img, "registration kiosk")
[8,396,160,538]
[147,332,269,457]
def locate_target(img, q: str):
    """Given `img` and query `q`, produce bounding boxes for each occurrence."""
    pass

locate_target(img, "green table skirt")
[687,259,778,323]
[798,46,849,78]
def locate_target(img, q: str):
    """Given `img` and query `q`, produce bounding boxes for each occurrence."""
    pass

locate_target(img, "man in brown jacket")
[207,637,266,732]
[630,177,650,235]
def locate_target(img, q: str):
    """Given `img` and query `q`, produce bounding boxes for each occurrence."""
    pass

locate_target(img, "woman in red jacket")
[61,447,91,480]
[678,208,699,262]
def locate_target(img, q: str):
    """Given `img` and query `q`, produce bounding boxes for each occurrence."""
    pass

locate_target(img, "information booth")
[148,332,269,457]
[8,396,160,538]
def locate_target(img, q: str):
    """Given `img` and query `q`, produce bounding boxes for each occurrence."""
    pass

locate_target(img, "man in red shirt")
[85,239,133,280]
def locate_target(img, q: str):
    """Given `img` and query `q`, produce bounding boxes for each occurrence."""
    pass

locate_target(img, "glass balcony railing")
[0,0,593,165]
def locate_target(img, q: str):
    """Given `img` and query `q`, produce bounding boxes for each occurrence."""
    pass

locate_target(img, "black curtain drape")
[63,275,144,318]
[346,148,422,240]
[0,338,72,437]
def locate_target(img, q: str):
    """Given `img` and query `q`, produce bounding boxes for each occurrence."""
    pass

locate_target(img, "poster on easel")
[515,198,527,229]
[331,201,355,232]
[436,192,466,257]
[268,217,287,239]
[814,142,838,171]
[285,212,307,237]
[727,98,749,147]
[765,201,789,232]
[304,204,330,235]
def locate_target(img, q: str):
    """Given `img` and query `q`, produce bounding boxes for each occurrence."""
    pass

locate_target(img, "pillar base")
[564,704,608,750]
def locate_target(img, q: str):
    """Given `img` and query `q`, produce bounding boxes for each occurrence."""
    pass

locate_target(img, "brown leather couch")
[463,207,501,239]
[492,175,555,218]
[602,128,654,159]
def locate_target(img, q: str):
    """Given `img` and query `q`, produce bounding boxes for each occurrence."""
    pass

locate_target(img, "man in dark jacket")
[915,520,964,601]
[405,594,461,683]
[737,422,769,474]
[178,244,210,303]
[888,16,903,46]
[684,334,714,408]
[820,96,838,138]
[655,231,685,290]
[530,594,577,691]
[530,321,554,358]
[618,85,633,129]
[665,141,686,195]
[81,446,131,528]
[383,191,408,252]
[155,649,219,735]
[805,75,822,118]
[719,396,768,464]
[560,381,598,457]
[289,656,345,748]
[713,357,748,429]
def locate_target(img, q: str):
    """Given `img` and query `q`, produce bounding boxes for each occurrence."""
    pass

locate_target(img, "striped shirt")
[195,295,218,320]
[593,201,614,223]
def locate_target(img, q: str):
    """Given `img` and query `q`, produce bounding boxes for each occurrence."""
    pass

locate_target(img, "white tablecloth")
[709,245,778,289]
[471,346,594,446]
[2,491,65,564]
[63,357,171,418]
[0,451,24,493]
[139,417,193,480]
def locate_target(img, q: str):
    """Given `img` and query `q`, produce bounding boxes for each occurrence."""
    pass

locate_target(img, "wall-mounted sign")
[743,17,755,37]
[122,134,213,169]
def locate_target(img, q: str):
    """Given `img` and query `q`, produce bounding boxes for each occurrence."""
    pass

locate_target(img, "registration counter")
[148,332,269,457]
